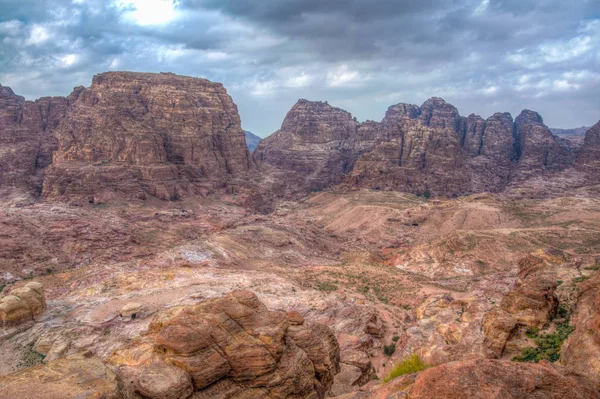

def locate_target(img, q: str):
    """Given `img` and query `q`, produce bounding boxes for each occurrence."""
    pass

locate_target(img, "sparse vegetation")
[383,343,396,356]
[574,276,590,283]
[383,354,430,382]
[525,327,539,338]
[17,344,45,369]
[513,322,575,363]
[316,281,338,292]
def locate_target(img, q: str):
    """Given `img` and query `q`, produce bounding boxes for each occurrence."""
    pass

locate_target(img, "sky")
[0,0,599,136]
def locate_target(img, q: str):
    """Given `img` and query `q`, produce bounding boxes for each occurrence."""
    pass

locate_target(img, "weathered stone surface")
[108,290,340,398]
[408,359,599,399]
[0,282,46,327]
[561,272,600,389]
[513,110,575,178]
[254,99,360,191]
[0,352,119,399]
[576,120,600,178]
[42,72,253,202]
[257,97,587,198]
[483,251,560,357]
[343,359,600,399]
[0,84,69,195]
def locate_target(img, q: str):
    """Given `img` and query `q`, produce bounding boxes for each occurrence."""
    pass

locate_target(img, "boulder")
[0,282,46,327]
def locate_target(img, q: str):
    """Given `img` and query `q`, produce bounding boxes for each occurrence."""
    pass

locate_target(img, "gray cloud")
[0,0,598,136]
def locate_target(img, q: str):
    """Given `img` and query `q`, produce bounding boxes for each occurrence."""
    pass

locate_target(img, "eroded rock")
[0,282,46,327]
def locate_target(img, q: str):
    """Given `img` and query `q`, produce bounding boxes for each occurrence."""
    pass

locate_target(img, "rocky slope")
[42,72,253,203]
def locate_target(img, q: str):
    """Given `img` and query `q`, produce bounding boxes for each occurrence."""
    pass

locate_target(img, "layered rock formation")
[576,121,600,178]
[254,100,363,191]
[256,97,582,197]
[347,359,600,399]
[0,352,119,399]
[561,272,600,389]
[483,251,560,357]
[42,72,253,202]
[109,290,340,398]
[0,282,46,328]
[0,84,69,194]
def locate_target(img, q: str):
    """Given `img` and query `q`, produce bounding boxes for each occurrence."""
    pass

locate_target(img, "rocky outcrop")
[257,97,584,198]
[109,290,340,398]
[483,251,560,357]
[0,84,69,194]
[561,272,600,389]
[514,110,574,178]
[347,359,600,399]
[0,351,119,399]
[0,282,45,327]
[576,120,600,178]
[42,72,253,202]
[254,99,361,191]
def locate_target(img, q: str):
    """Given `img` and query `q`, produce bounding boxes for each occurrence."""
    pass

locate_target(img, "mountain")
[256,97,580,196]
[41,72,254,203]
[2,71,600,399]
[550,126,590,137]
[244,130,262,152]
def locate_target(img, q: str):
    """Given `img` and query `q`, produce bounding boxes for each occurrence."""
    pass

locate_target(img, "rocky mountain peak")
[515,109,545,126]
[418,97,461,130]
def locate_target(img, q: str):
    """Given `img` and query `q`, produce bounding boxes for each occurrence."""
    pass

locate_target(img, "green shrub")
[513,322,575,363]
[392,335,400,342]
[383,343,396,356]
[557,306,569,318]
[383,354,430,382]
[525,327,539,338]
[316,281,338,292]
[423,189,432,200]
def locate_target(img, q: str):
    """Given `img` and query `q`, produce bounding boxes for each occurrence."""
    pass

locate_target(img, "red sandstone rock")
[109,290,340,398]
[561,272,600,389]
[42,72,253,202]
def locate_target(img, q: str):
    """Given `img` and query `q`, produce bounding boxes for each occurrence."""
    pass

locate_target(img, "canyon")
[0,71,599,399]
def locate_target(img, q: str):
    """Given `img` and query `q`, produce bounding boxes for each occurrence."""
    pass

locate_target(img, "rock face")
[256,97,585,197]
[514,110,574,177]
[359,359,600,399]
[576,120,600,178]
[561,272,600,389]
[254,100,363,191]
[42,72,253,202]
[0,352,119,399]
[483,252,560,357]
[0,84,69,194]
[0,282,46,327]
[109,290,340,398]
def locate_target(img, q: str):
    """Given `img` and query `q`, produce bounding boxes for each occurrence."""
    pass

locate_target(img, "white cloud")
[25,24,50,46]
[115,0,179,26]
[326,65,364,88]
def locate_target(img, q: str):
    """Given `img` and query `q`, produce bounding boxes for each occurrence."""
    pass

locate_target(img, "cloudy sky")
[1,0,599,136]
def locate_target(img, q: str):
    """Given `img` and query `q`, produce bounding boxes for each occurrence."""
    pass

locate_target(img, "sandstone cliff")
[576,120,600,179]
[42,72,253,202]
[256,96,583,197]
[0,84,69,195]
[254,99,362,192]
